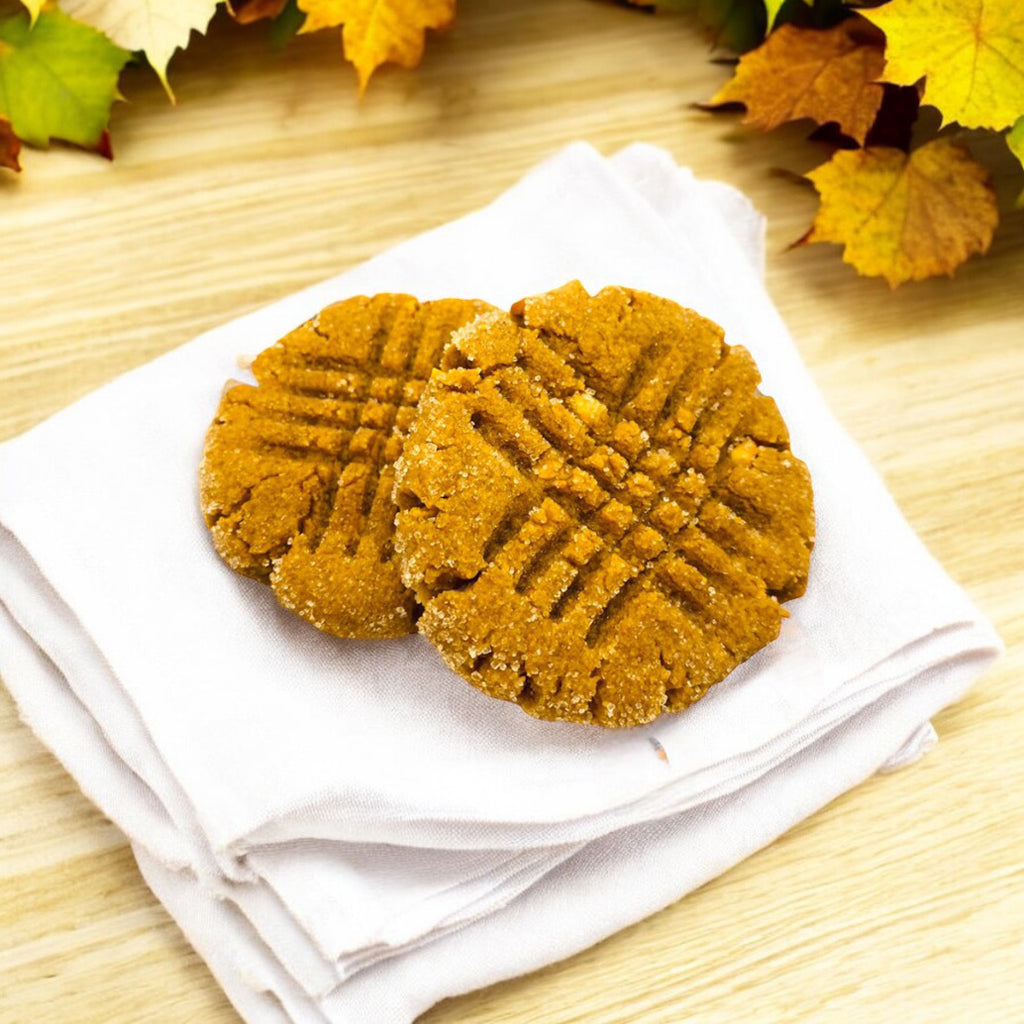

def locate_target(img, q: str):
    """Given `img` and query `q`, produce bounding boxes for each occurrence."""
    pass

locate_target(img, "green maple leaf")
[763,0,794,31]
[659,0,766,53]
[1007,116,1024,208]
[764,0,855,33]
[0,7,130,149]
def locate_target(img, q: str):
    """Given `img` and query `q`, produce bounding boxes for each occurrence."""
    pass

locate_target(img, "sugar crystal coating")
[200,293,495,638]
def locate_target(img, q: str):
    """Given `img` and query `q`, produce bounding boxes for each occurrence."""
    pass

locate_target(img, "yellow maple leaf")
[299,0,455,95]
[864,0,1024,130]
[800,139,998,287]
[709,19,886,145]
[19,0,42,24]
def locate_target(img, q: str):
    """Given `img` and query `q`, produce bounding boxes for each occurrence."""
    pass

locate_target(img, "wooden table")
[3,3,1023,1021]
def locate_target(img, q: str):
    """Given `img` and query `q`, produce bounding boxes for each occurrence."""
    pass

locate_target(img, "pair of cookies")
[200,282,814,727]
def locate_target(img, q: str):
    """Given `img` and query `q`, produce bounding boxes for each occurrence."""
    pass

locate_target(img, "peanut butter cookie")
[394,282,814,725]
[200,294,494,638]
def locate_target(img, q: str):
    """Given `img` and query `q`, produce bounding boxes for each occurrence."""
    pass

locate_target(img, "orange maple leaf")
[0,118,22,172]
[799,139,998,287]
[708,18,886,145]
[298,0,455,95]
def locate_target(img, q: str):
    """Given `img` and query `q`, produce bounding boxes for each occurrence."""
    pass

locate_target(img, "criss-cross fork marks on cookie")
[232,352,429,561]
[395,283,815,727]
[199,294,494,639]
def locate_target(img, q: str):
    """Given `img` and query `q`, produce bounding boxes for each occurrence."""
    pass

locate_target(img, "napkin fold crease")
[0,143,1000,1024]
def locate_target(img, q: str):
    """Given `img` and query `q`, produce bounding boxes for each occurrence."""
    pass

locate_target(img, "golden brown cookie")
[394,282,815,726]
[200,293,495,638]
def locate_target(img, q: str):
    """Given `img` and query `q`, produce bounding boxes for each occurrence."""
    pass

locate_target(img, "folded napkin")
[0,143,1001,1023]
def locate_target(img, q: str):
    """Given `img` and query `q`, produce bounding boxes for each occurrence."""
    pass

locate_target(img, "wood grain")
[2,3,1023,1022]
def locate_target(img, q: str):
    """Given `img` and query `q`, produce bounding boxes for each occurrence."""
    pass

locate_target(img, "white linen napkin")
[0,143,1000,1022]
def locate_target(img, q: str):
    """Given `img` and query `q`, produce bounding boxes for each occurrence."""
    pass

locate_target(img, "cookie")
[393,282,815,726]
[200,293,495,638]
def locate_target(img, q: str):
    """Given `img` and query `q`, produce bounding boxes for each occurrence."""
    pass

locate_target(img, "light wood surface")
[2,3,1023,1022]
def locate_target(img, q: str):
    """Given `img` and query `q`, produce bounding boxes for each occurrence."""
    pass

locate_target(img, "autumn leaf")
[708,19,885,145]
[61,0,219,98]
[17,0,41,25]
[0,116,20,171]
[799,139,998,286]
[269,0,308,46]
[0,7,130,149]
[656,0,765,54]
[763,0,784,29]
[227,0,291,24]
[298,0,455,95]
[863,0,1024,131]
[228,0,307,45]
[762,0,810,31]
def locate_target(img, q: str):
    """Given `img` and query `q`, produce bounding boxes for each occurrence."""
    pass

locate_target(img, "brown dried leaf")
[708,18,885,145]
[227,0,290,23]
